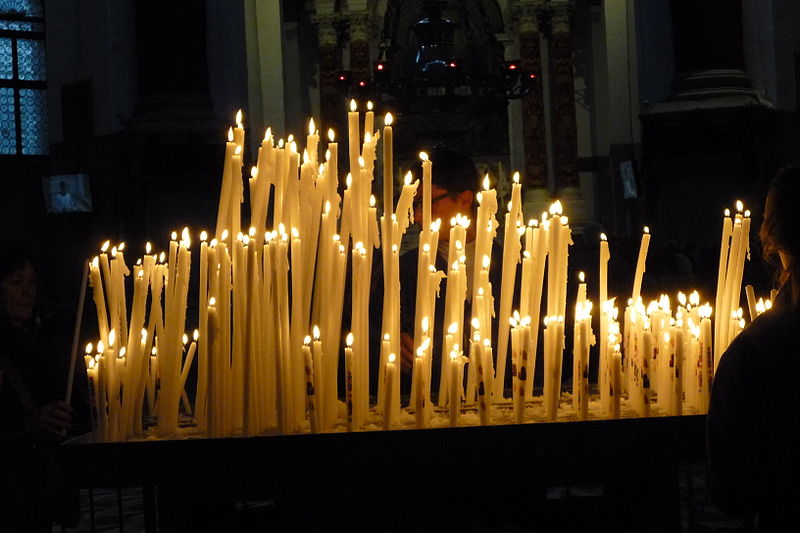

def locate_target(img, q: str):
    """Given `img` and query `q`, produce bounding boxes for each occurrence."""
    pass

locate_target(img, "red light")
[529,74,536,79]
[449,62,457,68]
[508,64,517,70]
[359,81,366,87]
[377,63,385,71]
[339,75,346,81]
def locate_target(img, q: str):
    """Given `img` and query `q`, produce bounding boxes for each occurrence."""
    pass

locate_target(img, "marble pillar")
[348,11,374,84]
[549,1,586,228]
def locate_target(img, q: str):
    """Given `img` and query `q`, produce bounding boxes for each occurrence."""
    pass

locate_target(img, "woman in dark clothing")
[0,245,85,530]
[707,165,800,531]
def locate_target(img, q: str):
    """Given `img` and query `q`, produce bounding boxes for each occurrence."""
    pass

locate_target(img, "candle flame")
[235,109,243,126]
[350,99,357,112]
[193,329,199,341]
[549,200,563,215]
[450,350,458,361]
[364,132,371,144]
[313,325,321,340]
[358,156,365,168]
[183,333,189,345]
[579,271,585,283]
[303,149,310,165]
[200,231,208,242]
[85,342,93,354]
[108,329,116,348]
[118,347,126,358]
[367,100,373,111]
[304,335,312,345]
[346,332,354,346]
[328,128,335,142]
[724,208,730,217]
[600,233,607,241]
[97,341,105,353]
[171,231,178,241]
[644,226,650,234]
[251,166,258,178]
[513,171,520,184]
[482,254,490,269]
[448,322,458,334]
[346,173,353,187]
[419,151,428,161]
[101,240,110,252]
[264,127,272,141]
[370,195,376,207]
[422,316,429,333]
[227,127,234,142]
[483,174,490,191]
[404,170,413,185]
[744,210,750,218]
[385,112,393,126]
[308,117,316,135]
[736,200,743,212]
[388,353,396,364]
[291,227,300,239]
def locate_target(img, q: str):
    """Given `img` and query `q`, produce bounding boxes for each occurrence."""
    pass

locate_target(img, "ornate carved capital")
[514,0,546,35]
[312,13,341,48]
[347,10,376,43]
[549,0,574,35]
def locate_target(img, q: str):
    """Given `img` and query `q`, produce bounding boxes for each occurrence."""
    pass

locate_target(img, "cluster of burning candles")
[79,106,765,441]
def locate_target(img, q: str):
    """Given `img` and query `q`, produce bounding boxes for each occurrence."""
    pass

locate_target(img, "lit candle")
[383,353,396,431]
[345,332,354,432]
[449,349,461,427]
[383,113,394,219]
[302,336,319,434]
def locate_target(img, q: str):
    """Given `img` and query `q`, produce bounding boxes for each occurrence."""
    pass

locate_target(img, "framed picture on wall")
[42,173,93,213]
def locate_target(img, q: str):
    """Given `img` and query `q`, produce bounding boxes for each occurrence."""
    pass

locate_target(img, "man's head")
[410,147,479,239]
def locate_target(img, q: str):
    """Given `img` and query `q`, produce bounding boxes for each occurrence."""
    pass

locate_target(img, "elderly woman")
[707,165,800,531]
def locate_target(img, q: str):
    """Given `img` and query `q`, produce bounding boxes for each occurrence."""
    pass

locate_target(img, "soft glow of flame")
[513,171,520,184]
[209,296,216,306]
[193,329,199,341]
[370,195,376,207]
[644,226,650,234]
[264,127,272,141]
[346,173,352,187]
[385,112,393,126]
[450,350,458,361]
[304,335,312,345]
[600,233,607,241]
[579,272,585,283]
[235,109,243,125]
[358,156,365,168]
[183,333,189,345]
[367,101,373,111]
[346,332,354,346]
[404,170,412,185]
[108,329,116,348]
[419,151,428,161]
[736,200,743,212]
[364,132,371,144]
[308,118,316,135]
[101,240,110,252]
[448,322,458,334]
[85,343,93,354]
[291,227,300,239]
[724,208,730,217]
[313,325,321,340]
[328,128,335,142]
[171,231,178,241]
[227,127,234,142]
[350,99,357,112]
[483,174,490,190]
[388,353,396,364]
[549,200,563,215]
[97,341,105,353]
[422,316,429,333]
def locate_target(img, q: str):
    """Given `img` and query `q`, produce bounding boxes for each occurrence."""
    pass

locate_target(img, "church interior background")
[2,0,800,530]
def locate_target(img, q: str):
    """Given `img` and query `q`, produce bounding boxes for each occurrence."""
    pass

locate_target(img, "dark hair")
[408,146,479,194]
[0,242,38,282]
[759,164,800,308]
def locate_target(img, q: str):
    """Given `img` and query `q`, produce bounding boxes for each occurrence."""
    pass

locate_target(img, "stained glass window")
[0,0,46,156]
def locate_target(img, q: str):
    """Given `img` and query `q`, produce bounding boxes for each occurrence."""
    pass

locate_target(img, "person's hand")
[39,401,72,436]
[400,332,415,372]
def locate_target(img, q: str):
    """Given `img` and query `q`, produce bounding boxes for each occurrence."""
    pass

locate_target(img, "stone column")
[549,1,586,227]
[348,11,374,84]
[517,1,550,214]
[313,14,343,139]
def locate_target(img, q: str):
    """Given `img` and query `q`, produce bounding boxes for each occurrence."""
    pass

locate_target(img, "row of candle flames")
[79,108,762,441]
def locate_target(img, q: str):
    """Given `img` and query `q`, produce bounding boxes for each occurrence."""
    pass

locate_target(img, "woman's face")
[1,261,37,325]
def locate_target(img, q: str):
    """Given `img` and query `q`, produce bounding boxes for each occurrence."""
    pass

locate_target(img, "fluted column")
[518,1,548,190]
[549,1,579,189]
[314,14,343,137]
